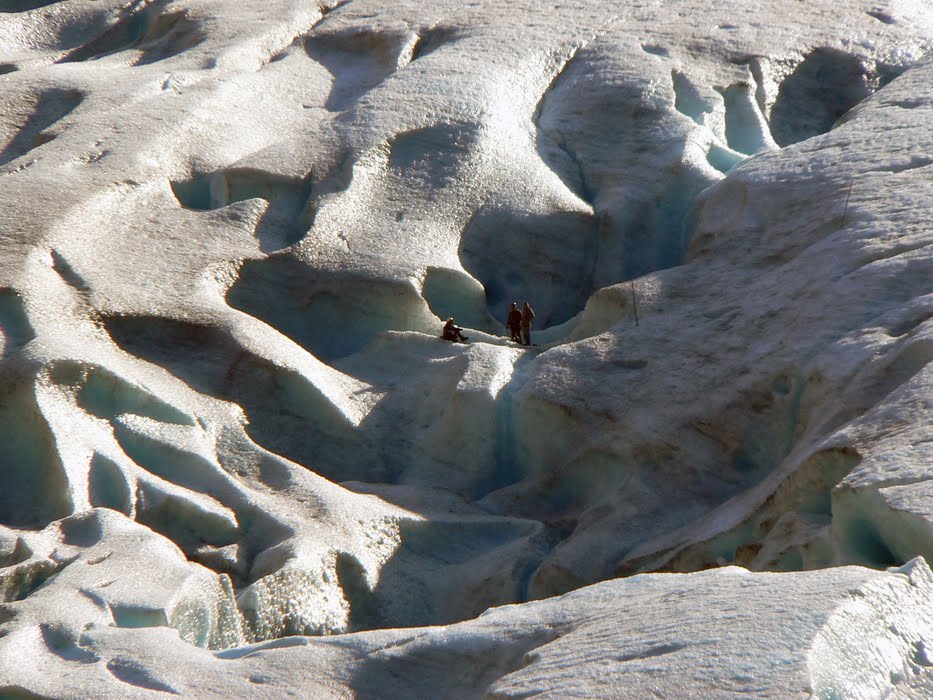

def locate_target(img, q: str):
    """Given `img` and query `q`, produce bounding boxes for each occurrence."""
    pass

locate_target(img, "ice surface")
[4,548,933,698]
[1,0,932,696]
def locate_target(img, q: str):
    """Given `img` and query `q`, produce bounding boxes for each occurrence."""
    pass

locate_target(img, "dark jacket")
[521,305,535,328]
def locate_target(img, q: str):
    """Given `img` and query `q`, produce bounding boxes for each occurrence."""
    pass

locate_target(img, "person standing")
[521,301,535,346]
[506,302,522,342]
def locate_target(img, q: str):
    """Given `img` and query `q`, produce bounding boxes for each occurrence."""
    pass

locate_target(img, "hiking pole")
[631,279,639,326]
[842,181,853,226]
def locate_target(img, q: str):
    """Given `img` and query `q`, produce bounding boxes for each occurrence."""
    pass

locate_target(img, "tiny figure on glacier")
[506,302,523,342]
[521,301,535,346]
[442,317,468,342]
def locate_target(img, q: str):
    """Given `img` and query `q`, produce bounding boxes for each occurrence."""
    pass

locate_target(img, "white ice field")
[1,0,933,697]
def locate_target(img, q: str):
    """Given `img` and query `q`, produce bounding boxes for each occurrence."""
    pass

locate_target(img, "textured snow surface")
[1,0,933,697]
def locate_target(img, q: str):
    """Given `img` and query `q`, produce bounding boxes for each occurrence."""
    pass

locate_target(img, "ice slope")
[1,0,932,697]
[517,52,933,594]
[3,516,933,698]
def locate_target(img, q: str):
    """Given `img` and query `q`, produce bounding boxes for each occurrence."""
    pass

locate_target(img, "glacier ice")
[1,0,932,697]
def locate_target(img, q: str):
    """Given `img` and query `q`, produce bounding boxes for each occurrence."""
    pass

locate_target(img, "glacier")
[1,0,932,697]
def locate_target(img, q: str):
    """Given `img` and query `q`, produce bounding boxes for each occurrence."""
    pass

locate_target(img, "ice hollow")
[1,0,933,697]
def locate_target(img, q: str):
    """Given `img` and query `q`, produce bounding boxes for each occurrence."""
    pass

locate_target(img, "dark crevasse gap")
[304,24,460,113]
[0,89,84,167]
[171,169,312,252]
[104,658,179,695]
[867,10,896,25]
[132,9,205,66]
[334,552,382,632]
[347,627,560,700]
[835,515,900,568]
[226,255,428,362]
[642,44,670,57]
[346,517,547,631]
[0,0,63,11]
[671,69,713,125]
[111,423,227,502]
[38,624,101,664]
[459,204,598,328]
[420,266,497,333]
[45,360,195,428]
[0,381,72,528]
[50,250,92,299]
[87,453,133,515]
[58,0,205,65]
[0,288,35,359]
[0,686,62,700]
[408,25,460,62]
[0,537,31,569]
[769,47,902,146]
[0,557,68,604]
[57,509,105,548]
[304,27,409,112]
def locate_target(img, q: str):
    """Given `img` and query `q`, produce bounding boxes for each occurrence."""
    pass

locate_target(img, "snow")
[1,0,932,696]
[4,523,932,698]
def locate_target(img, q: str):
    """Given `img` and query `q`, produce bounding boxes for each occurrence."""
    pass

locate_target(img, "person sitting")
[442,317,468,342]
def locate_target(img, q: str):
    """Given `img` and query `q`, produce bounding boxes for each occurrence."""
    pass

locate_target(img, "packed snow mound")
[1,0,933,696]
